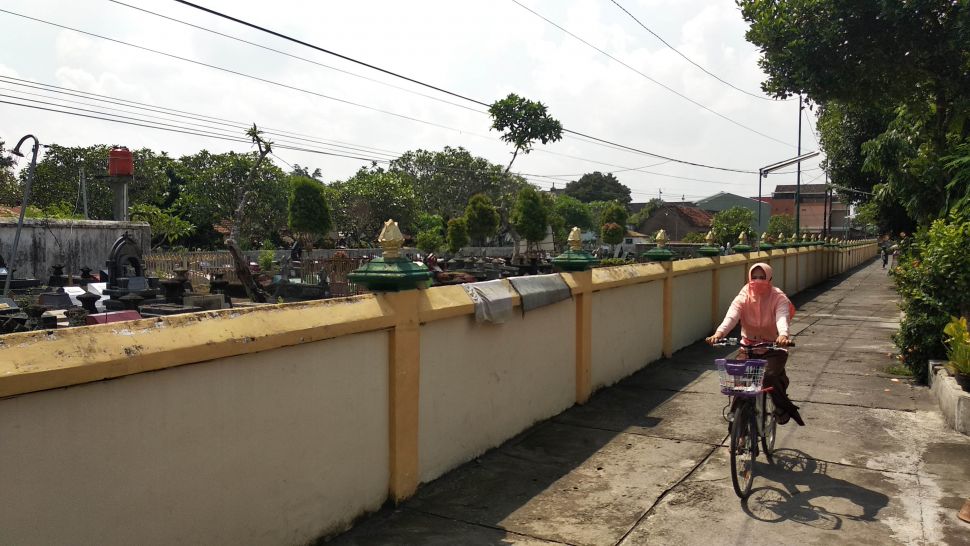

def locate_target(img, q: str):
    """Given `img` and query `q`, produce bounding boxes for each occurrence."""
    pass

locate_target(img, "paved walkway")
[331,261,970,546]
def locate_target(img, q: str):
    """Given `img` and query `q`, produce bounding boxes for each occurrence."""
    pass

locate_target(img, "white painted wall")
[718,264,747,320]
[0,331,390,546]
[591,281,664,390]
[418,301,576,483]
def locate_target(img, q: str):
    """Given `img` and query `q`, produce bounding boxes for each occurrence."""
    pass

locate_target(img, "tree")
[511,186,549,248]
[681,232,707,244]
[0,140,20,206]
[129,203,195,248]
[711,206,755,246]
[599,200,629,228]
[488,93,563,172]
[564,172,632,204]
[228,124,273,243]
[414,212,445,254]
[628,198,664,228]
[601,222,624,247]
[390,146,527,219]
[174,150,288,249]
[290,163,322,180]
[328,167,417,245]
[553,194,593,231]
[766,214,796,238]
[288,176,332,247]
[446,217,469,253]
[464,193,500,246]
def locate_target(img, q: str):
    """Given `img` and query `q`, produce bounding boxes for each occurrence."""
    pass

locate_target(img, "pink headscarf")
[737,263,795,341]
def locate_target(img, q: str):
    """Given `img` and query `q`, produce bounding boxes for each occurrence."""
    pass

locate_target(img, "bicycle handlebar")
[712,337,795,349]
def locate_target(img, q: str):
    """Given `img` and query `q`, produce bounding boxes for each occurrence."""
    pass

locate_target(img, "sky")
[0,0,827,205]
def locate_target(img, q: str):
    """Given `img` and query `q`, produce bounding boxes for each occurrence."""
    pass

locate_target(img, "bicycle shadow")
[741,448,890,530]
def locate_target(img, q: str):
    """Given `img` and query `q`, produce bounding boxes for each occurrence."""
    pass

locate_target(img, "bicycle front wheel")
[761,392,777,462]
[730,404,756,499]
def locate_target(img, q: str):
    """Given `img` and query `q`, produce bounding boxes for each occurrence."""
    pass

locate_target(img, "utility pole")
[80,168,89,219]
[795,94,803,235]
[822,171,829,238]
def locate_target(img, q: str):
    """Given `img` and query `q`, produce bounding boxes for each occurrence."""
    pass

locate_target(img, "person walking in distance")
[706,263,804,426]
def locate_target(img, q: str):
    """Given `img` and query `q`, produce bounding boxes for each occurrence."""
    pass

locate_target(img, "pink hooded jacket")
[715,263,795,343]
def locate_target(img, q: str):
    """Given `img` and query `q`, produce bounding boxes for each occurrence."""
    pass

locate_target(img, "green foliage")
[598,258,633,267]
[681,231,707,244]
[511,186,548,243]
[711,207,755,246]
[129,203,194,248]
[600,201,629,228]
[488,93,563,171]
[446,217,469,253]
[328,167,417,245]
[628,198,663,228]
[287,176,332,243]
[0,140,19,206]
[766,214,796,238]
[601,222,625,246]
[564,172,632,204]
[944,316,970,374]
[464,193,500,245]
[414,212,445,254]
[942,140,970,222]
[258,240,275,272]
[893,218,970,377]
[390,146,526,219]
[552,194,593,231]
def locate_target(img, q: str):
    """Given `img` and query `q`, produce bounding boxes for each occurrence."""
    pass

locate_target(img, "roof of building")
[626,230,648,238]
[663,203,713,228]
[0,206,22,217]
[772,183,829,195]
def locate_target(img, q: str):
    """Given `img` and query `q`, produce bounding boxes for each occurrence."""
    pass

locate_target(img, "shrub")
[598,257,633,267]
[893,217,970,378]
[944,316,970,374]
[446,217,469,253]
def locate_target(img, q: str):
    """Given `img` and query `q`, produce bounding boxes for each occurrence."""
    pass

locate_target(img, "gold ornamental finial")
[802,232,810,242]
[705,230,714,245]
[568,226,583,251]
[778,232,785,242]
[655,229,669,248]
[378,219,404,259]
[761,231,770,243]
[739,231,748,244]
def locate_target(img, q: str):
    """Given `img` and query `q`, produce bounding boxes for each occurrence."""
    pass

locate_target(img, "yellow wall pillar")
[572,270,593,404]
[384,290,421,502]
[662,261,674,357]
[710,256,721,331]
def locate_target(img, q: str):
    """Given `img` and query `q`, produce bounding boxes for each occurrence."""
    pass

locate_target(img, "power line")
[608,0,789,102]
[509,0,793,148]
[108,0,485,115]
[155,1,769,173]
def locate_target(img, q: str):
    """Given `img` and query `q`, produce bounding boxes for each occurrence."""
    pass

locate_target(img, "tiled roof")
[772,183,828,194]
[0,206,22,217]
[668,204,713,228]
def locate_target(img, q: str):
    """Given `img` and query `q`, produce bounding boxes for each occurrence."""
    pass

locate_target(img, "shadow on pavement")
[742,448,890,531]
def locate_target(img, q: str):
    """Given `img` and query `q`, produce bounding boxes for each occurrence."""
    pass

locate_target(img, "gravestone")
[102,233,163,311]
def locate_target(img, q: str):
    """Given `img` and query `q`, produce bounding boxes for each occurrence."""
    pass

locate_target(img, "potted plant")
[943,316,970,391]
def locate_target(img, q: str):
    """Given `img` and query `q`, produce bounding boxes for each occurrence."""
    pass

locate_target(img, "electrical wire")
[608,0,788,102]
[509,0,793,148]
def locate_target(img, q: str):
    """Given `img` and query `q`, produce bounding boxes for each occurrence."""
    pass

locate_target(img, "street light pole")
[4,134,40,298]
[795,94,803,235]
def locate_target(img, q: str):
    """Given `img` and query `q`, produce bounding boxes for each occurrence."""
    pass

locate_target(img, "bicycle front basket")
[715,358,767,396]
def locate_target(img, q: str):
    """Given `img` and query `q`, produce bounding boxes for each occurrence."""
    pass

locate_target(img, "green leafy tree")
[288,176,332,248]
[488,93,563,172]
[766,214,796,238]
[414,212,445,254]
[464,193,500,246]
[599,201,629,228]
[174,150,288,249]
[390,146,527,219]
[601,222,625,246]
[228,124,274,243]
[681,231,707,244]
[553,194,593,231]
[511,186,548,247]
[129,203,195,248]
[446,217,469,253]
[564,172,632,204]
[328,167,417,245]
[0,140,20,206]
[711,206,756,246]
[628,198,664,228]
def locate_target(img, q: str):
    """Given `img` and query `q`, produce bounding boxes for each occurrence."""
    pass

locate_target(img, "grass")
[885,363,914,376]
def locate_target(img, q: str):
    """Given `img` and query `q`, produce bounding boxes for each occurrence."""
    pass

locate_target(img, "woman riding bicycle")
[706,262,804,426]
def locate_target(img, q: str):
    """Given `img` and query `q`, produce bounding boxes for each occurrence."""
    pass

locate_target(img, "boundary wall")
[0,242,877,545]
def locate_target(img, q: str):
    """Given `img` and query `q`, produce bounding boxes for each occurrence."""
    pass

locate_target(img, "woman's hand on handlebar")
[706,333,724,345]
[776,334,792,347]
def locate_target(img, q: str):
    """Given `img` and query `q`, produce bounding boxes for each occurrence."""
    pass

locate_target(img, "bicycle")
[712,338,792,499]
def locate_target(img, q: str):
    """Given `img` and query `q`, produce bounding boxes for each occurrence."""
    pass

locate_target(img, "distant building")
[695,192,770,234]
[635,203,713,242]
[771,184,849,234]
[617,229,650,255]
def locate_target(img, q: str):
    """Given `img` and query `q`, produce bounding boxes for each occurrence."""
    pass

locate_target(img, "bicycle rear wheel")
[730,404,756,498]
[761,392,777,462]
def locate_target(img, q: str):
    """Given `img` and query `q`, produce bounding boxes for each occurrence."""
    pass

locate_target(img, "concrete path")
[330,261,970,546]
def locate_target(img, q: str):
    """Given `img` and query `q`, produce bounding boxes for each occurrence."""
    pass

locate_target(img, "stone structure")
[101,233,163,312]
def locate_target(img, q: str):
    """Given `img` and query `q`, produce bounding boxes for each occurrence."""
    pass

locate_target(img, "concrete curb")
[929,361,970,435]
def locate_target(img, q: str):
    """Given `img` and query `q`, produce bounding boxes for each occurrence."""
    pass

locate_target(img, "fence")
[144,251,368,297]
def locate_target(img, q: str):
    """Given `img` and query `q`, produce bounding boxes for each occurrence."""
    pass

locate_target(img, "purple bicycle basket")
[715,358,767,397]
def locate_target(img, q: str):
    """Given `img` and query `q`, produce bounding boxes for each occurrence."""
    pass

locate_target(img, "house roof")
[626,230,648,238]
[664,203,713,228]
[0,206,22,217]
[772,183,828,195]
